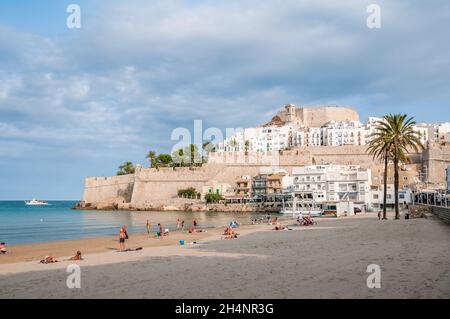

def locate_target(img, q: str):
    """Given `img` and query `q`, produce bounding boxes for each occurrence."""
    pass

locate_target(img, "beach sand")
[1,213,449,298]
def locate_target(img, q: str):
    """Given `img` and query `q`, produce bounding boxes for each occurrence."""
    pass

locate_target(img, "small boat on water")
[25,199,49,206]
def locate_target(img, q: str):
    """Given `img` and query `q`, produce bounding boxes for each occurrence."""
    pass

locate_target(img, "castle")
[79,105,450,211]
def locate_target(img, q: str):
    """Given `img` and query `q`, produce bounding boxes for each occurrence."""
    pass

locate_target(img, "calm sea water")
[0,201,269,245]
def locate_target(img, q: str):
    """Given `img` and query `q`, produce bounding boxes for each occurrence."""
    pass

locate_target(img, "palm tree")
[369,114,423,219]
[202,141,212,163]
[172,148,185,167]
[368,133,393,220]
[117,162,135,175]
[244,140,250,155]
[146,150,157,168]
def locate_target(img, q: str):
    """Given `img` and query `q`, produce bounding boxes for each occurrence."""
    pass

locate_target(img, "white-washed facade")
[218,107,450,152]
[291,165,371,204]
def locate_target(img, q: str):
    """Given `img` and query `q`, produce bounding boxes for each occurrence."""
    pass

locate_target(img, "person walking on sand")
[119,228,126,251]
[176,219,181,231]
[181,220,185,231]
[193,219,198,229]
[122,225,129,239]
[157,223,164,239]
[146,220,151,237]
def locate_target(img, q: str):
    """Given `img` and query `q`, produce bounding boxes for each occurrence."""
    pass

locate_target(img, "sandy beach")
[1,213,449,298]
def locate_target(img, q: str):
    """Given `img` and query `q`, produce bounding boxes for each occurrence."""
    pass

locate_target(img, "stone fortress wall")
[81,144,449,208]
[275,105,359,127]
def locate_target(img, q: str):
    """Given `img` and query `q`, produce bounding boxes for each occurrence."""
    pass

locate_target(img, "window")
[373,194,379,199]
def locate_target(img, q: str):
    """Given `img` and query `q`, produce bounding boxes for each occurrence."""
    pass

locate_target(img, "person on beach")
[69,251,83,261]
[122,225,129,239]
[189,227,207,233]
[223,226,237,239]
[40,256,58,264]
[176,219,181,231]
[146,220,151,237]
[0,242,7,254]
[193,219,198,229]
[119,228,126,251]
[157,223,164,239]
[181,220,185,231]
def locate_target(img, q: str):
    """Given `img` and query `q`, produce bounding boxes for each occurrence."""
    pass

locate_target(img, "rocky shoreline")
[73,200,281,213]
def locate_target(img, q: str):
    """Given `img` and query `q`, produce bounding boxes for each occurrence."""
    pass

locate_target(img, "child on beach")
[119,228,126,251]
[0,242,7,254]
[156,223,164,239]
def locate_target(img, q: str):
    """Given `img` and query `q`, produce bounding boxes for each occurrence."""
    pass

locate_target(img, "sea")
[0,201,269,245]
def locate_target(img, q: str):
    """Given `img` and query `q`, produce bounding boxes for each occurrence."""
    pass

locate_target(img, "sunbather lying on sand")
[189,227,207,233]
[222,226,238,239]
[40,256,58,264]
[273,224,291,231]
[68,251,83,261]
[0,242,8,254]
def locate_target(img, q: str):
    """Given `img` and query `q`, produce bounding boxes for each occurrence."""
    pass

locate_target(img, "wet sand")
[1,213,449,298]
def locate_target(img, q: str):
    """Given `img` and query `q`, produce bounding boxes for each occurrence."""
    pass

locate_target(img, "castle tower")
[285,104,297,124]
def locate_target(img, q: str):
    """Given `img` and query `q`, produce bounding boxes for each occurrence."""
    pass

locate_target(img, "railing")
[413,191,450,208]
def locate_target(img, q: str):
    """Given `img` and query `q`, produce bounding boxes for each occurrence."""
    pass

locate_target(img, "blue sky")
[1,0,450,200]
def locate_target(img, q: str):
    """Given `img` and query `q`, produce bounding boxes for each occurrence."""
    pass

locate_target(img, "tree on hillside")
[368,114,423,219]
[117,162,135,175]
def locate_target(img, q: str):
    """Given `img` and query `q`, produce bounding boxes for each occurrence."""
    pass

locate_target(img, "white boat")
[25,199,49,206]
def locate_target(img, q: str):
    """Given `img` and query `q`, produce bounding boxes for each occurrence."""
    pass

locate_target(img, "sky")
[0,0,450,200]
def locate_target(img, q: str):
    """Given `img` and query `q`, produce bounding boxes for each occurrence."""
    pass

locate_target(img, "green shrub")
[177,187,198,198]
[205,193,223,203]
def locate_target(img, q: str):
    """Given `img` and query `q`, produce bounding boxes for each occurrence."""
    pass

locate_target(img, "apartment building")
[291,165,371,205]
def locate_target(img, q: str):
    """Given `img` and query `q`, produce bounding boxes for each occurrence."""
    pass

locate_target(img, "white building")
[367,186,413,210]
[219,125,294,152]
[322,121,368,146]
[291,165,372,215]
[217,105,449,152]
